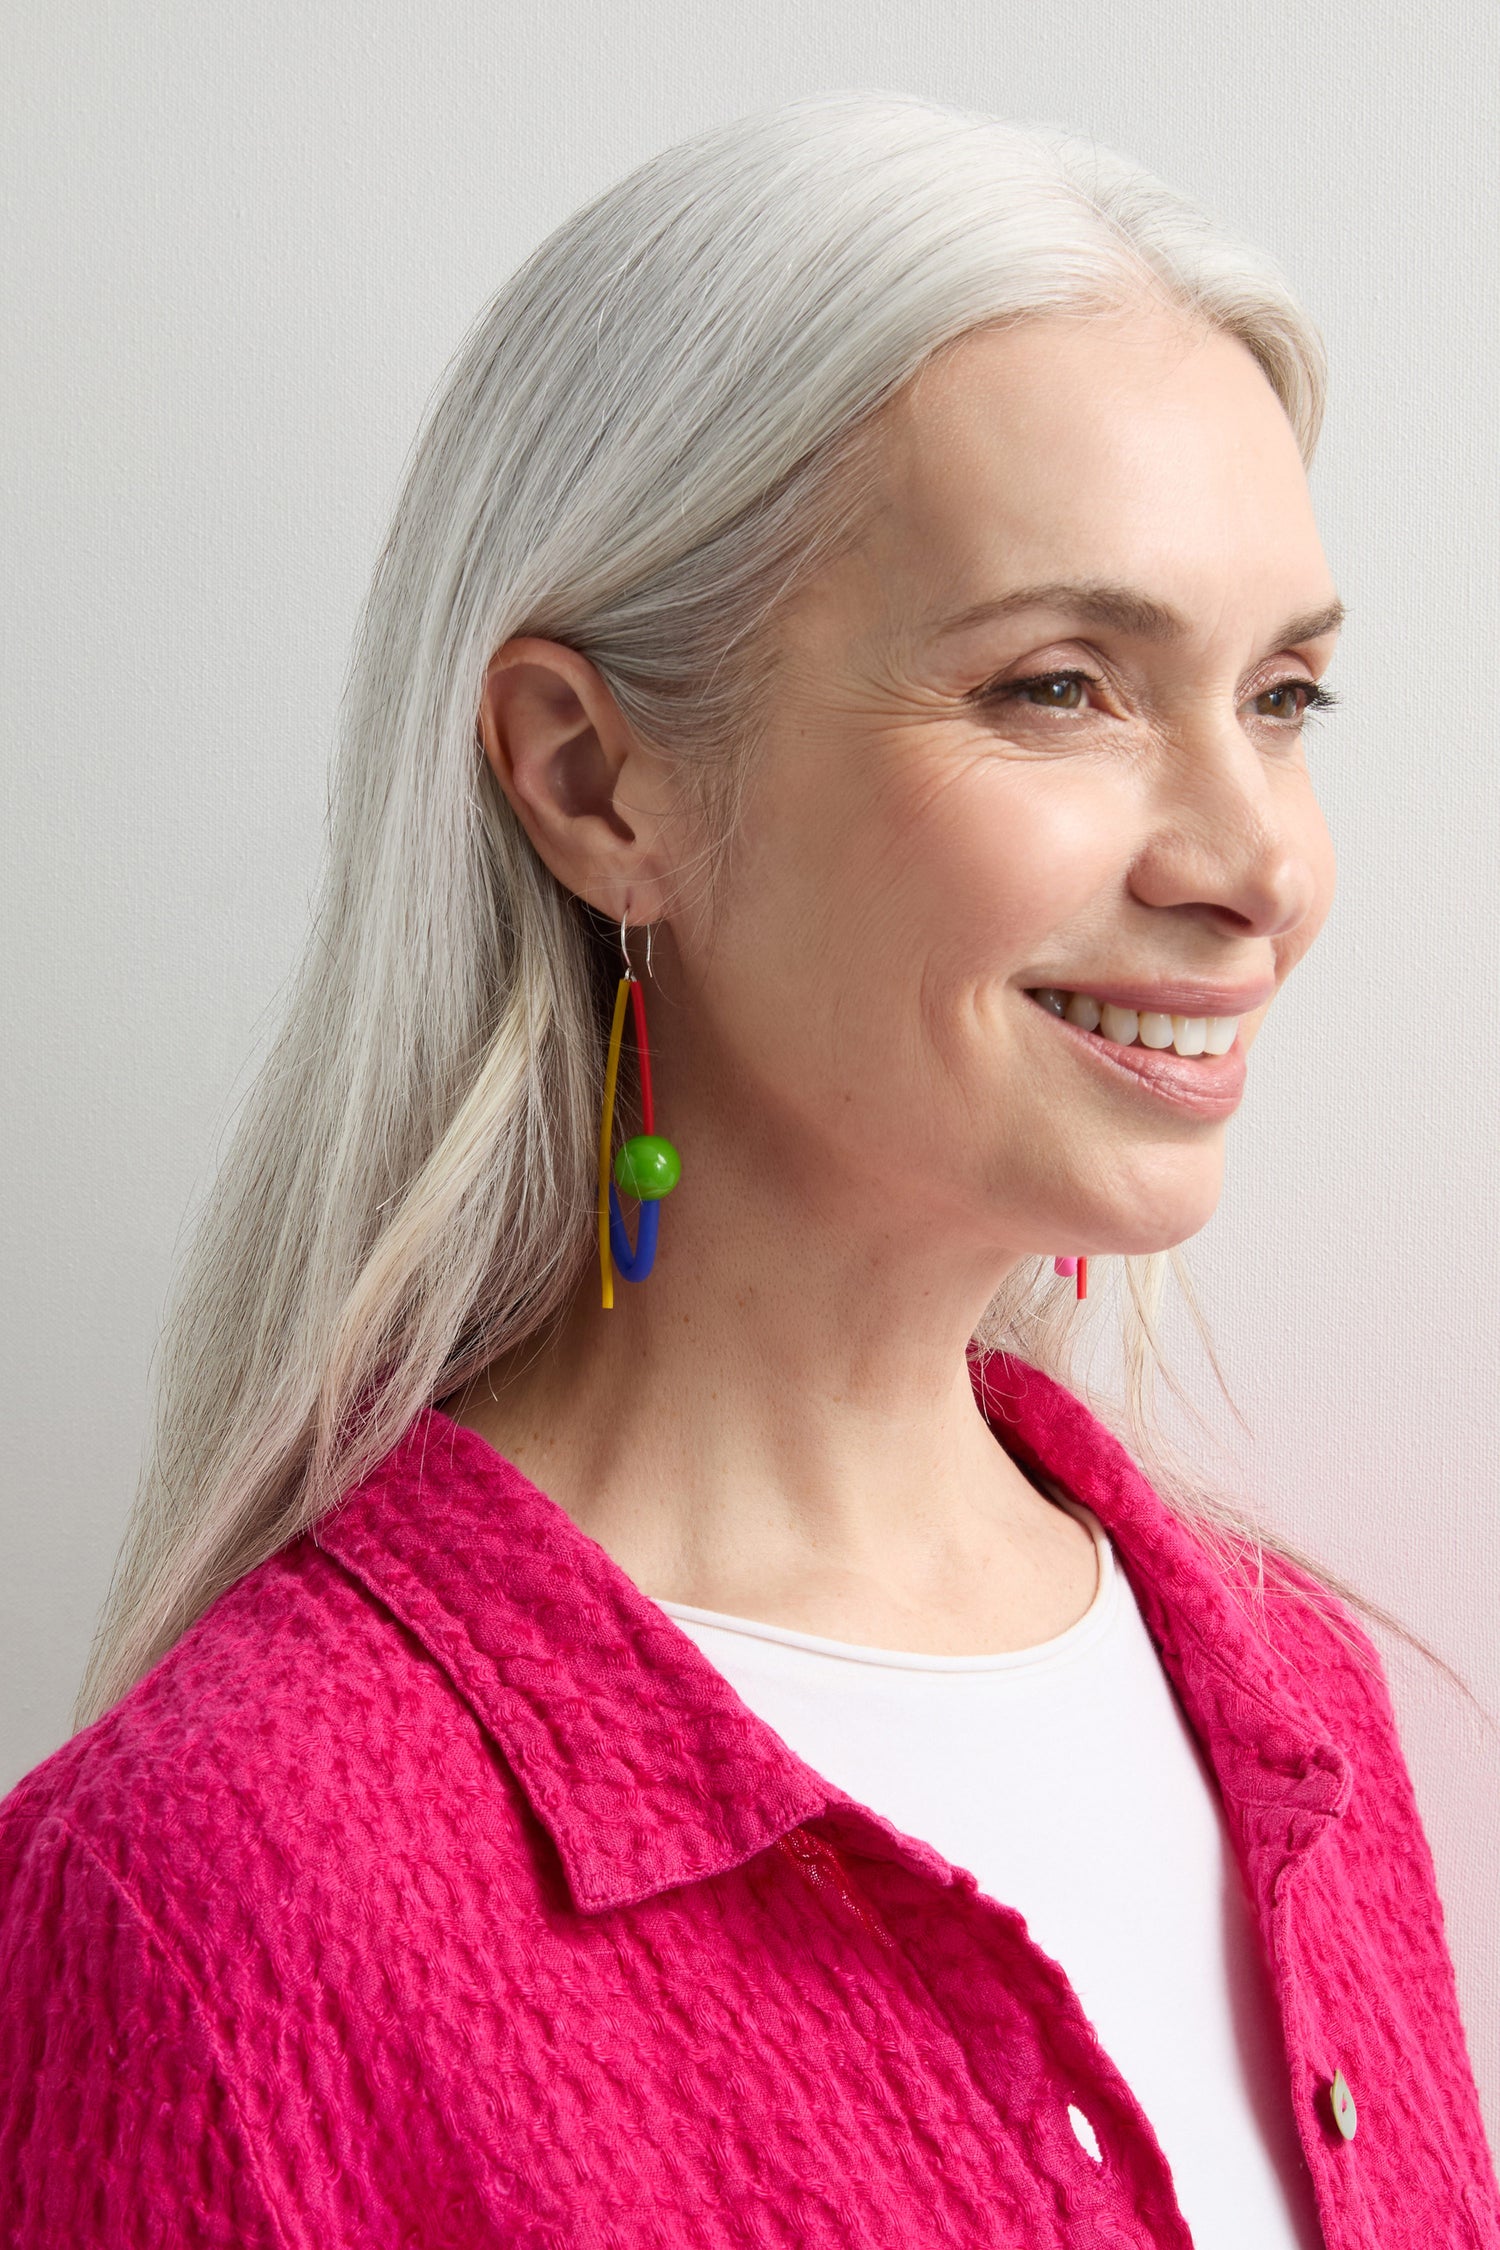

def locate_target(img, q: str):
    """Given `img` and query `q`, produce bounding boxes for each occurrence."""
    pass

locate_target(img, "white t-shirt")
[653,1504,1323,2250]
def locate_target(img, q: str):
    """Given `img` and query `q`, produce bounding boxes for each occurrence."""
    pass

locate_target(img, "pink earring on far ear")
[1053,1256,1088,1300]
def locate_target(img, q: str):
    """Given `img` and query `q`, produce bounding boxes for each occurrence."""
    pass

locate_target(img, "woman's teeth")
[1032,988,1239,1058]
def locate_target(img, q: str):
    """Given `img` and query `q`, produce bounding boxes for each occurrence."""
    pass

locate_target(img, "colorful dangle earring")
[598,915,682,1309]
[1053,1255,1088,1301]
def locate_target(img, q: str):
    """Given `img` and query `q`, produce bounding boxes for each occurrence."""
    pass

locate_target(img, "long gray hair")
[77,91,1325,1727]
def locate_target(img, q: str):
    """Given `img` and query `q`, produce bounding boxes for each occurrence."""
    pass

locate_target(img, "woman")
[1,92,1493,2250]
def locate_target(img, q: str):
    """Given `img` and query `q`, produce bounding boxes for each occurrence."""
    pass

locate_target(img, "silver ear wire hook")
[619,909,656,982]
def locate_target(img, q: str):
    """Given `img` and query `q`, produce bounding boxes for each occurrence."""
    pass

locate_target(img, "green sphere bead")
[614,1134,681,1202]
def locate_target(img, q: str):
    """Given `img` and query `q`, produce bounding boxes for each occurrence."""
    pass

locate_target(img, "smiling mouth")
[1026,986,1241,1059]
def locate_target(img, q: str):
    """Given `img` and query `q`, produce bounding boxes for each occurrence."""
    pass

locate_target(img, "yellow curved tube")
[597,975,632,1309]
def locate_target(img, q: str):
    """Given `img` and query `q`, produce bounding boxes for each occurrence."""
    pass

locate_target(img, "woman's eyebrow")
[928,581,1346,650]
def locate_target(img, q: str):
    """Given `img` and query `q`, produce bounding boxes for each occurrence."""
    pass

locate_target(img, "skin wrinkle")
[461,300,1341,1658]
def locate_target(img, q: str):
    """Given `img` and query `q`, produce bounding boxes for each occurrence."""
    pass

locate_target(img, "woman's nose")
[1126,729,1322,940]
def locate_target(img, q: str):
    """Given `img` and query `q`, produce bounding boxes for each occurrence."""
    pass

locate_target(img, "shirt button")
[1329,2069,1358,2141]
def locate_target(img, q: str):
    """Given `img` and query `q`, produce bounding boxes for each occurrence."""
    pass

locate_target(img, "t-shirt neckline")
[651,1501,1119,1674]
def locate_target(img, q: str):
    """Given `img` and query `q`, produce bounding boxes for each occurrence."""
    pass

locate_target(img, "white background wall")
[5,0,1497,2142]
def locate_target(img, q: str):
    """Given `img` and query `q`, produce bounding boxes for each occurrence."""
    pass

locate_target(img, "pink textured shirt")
[2,1353,1496,2248]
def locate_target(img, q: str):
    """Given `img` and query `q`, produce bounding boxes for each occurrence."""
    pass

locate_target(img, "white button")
[1068,2103,1102,2162]
[1329,2068,1358,2141]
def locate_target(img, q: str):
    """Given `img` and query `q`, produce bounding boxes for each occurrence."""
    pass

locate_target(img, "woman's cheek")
[908,762,1135,948]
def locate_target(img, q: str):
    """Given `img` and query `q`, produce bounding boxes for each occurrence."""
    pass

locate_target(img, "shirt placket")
[777,1810,1197,2249]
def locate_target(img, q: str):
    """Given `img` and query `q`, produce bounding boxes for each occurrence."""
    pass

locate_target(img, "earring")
[1053,1256,1088,1301]
[598,914,682,1309]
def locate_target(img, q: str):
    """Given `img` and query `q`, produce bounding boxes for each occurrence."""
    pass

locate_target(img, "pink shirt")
[2,1352,1496,2248]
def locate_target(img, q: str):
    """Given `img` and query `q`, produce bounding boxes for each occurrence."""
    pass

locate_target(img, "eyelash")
[980,668,1340,722]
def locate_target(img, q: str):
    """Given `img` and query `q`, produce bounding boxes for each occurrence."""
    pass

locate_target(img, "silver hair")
[77,91,1326,1726]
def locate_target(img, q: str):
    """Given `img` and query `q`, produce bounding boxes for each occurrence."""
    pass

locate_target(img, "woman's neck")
[443,1231,1097,1656]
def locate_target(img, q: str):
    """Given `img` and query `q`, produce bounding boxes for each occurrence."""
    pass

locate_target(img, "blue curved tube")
[608,1184,661,1283]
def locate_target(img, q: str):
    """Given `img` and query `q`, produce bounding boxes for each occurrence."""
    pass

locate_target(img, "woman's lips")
[1032,1003,1248,1119]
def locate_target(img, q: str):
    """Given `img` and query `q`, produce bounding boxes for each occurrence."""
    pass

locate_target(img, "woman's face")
[674,304,1341,1264]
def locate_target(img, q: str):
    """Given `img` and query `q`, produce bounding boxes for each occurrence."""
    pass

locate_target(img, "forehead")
[849,306,1324,630]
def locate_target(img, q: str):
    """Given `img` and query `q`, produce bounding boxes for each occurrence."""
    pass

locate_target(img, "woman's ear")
[477,637,678,920]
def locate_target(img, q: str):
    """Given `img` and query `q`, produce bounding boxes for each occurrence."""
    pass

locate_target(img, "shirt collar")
[971,1355,1353,1851]
[315,1354,1350,1916]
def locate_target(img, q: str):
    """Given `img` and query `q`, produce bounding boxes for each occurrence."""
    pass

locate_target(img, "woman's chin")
[1052,1155,1225,1259]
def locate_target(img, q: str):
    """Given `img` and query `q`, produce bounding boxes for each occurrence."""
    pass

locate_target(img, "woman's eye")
[987,671,1095,711]
[974,672,1338,726]
[1252,679,1338,723]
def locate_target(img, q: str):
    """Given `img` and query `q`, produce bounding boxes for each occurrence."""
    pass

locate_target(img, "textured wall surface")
[4,0,1497,2141]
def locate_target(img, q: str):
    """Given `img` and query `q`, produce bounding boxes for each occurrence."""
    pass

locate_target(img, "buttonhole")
[1067,2104,1102,2163]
